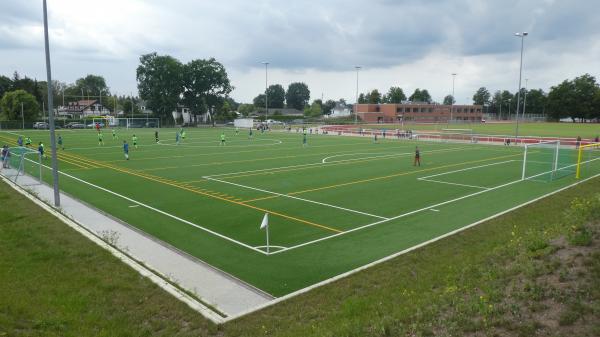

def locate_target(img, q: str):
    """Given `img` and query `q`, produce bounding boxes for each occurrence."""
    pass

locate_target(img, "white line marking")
[158,138,283,148]
[22,158,268,255]
[129,204,140,208]
[226,171,600,322]
[204,176,390,220]
[270,177,524,254]
[321,152,397,163]
[418,178,490,190]
[430,209,440,212]
[271,161,592,255]
[418,160,515,180]
[206,146,470,179]
[0,175,228,324]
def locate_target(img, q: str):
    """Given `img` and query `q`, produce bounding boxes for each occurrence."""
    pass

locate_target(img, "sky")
[1,0,599,104]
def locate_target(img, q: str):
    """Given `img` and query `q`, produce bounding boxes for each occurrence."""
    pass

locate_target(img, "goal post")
[521,140,575,182]
[107,117,161,129]
[440,128,475,143]
[575,142,600,179]
[3,147,43,185]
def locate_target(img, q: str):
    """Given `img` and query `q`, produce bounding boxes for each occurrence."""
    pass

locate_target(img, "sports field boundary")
[223,171,600,322]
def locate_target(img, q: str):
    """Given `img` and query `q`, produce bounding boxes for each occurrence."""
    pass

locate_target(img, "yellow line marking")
[221,147,471,180]
[288,153,522,196]
[57,155,93,169]
[58,151,342,233]
[243,153,523,204]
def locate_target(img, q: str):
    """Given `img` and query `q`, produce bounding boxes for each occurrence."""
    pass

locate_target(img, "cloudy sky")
[1,0,599,104]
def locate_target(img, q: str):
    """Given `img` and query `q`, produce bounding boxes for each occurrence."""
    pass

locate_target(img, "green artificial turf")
[0,125,599,296]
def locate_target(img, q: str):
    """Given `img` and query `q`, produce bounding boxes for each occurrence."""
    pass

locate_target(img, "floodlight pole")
[43,0,60,207]
[514,32,528,143]
[450,73,457,124]
[523,78,528,118]
[262,62,269,123]
[21,102,24,130]
[354,66,361,125]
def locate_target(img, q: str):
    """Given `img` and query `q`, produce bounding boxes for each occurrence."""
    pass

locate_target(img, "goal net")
[440,129,476,143]
[521,141,576,182]
[575,143,600,179]
[107,117,160,129]
[2,147,43,185]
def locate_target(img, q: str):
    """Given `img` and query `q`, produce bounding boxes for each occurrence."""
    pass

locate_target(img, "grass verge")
[1,177,599,336]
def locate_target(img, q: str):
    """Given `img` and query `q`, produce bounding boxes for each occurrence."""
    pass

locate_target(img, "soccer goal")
[575,142,600,179]
[440,129,476,143]
[3,147,43,185]
[521,140,576,182]
[107,117,160,129]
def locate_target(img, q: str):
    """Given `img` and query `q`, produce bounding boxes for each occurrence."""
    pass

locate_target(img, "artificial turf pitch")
[1,127,598,297]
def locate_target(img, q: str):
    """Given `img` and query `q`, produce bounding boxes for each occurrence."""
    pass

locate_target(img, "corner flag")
[260,213,269,253]
[260,213,268,229]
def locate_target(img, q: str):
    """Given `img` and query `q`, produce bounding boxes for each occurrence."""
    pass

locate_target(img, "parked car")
[33,122,49,129]
[87,122,104,128]
[69,123,85,129]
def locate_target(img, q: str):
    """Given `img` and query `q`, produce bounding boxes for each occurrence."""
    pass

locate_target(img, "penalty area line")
[203,176,389,220]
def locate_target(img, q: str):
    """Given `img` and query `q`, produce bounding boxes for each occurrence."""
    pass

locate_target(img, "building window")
[396,107,402,113]
[470,108,474,113]
[375,106,380,112]
[428,108,433,113]
[413,108,418,112]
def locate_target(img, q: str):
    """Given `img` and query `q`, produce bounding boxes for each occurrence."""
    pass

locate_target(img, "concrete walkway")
[0,168,272,321]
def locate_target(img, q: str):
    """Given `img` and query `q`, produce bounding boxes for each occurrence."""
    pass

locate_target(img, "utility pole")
[450,73,457,124]
[262,62,269,122]
[43,0,60,207]
[523,78,529,120]
[514,32,528,141]
[21,102,24,130]
[354,66,361,124]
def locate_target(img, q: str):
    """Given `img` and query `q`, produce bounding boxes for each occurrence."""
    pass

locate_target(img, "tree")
[253,94,266,110]
[546,74,600,122]
[136,52,183,124]
[409,88,432,103]
[74,74,110,97]
[11,72,43,105]
[367,89,382,104]
[182,58,233,118]
[571,74,599,121]
[0,90,39,121]
[547,80,573,121]
[385,87,406,103]
[238,103,254,116]
[285,82,310,110]
[0,75,12,99]
[524,89,547,115]
[358,93,367,104]
[266,84,285,108]
[443,95,455,105]
[304,101,322,117]
[472,87,491,106]
[322,99,337,115]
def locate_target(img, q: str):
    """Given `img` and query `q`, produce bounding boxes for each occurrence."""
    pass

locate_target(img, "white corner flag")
[260,213,270,253]
[260,213,268,229]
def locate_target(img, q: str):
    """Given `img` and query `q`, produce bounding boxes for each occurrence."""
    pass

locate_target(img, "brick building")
[355,103,483,123]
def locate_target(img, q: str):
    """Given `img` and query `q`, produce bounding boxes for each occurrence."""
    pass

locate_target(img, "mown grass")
[1,177,599,336]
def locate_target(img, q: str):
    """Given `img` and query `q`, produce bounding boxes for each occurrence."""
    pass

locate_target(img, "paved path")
[1,168,272,319]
